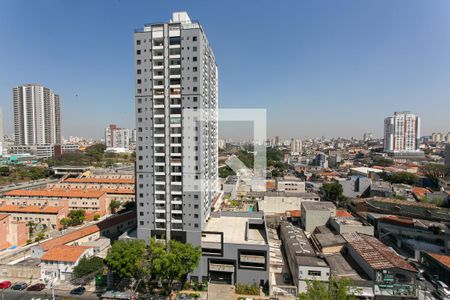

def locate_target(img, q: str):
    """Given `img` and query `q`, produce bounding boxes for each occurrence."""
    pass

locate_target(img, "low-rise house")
[0,213,28,250]
[2,189,109,216]
[40,245,94,281]
[0,205,68,230]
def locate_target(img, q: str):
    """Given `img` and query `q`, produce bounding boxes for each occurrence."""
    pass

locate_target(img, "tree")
[371,158,394,167]
[74,256,104,278]
[422,164,450,188]
[106,239,148,280]
[109,200,121,214]
[298,277,359,300]
[60,217,71,229]
[67,209,86,226]
[385,172,418,185]
[0,166,10,176]
[322,182,344,202]
[149,238,201,294]
[26,221,36,236]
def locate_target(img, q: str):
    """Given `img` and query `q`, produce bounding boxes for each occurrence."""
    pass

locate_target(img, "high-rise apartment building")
[105,124,130,149]
[383,111,421,155]
[134,12,218,244]
[13,84,61,146]
[290,138,302,155]
[445,143,450,167]
[0,107,4,155]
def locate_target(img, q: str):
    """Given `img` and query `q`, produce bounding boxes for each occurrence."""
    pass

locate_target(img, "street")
[0,289,99,300]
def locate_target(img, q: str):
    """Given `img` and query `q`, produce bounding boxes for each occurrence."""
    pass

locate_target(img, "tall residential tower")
[13,84,61,146]
[383,111,422,156]
[134,12,218,244]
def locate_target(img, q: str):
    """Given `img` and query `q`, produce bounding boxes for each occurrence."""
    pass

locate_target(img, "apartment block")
[0,205,68,230]
[134,12,218,245]
[13,84,61,146]
[384,111,423,157]
[105,124,131,149]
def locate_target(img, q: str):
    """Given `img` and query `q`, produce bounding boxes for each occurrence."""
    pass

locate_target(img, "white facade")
[290,138,302,155]
[105,124,130,149]
[383,111,421,153]
[0,107,3,155]
[13,84,61,146]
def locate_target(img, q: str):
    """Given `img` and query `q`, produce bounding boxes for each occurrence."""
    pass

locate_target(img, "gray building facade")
[134,12,218,246]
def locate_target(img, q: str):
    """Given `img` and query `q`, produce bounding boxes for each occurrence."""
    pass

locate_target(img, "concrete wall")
[0,264,40,281]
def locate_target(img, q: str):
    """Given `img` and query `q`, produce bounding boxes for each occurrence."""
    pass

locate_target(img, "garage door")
[209,271,233,285]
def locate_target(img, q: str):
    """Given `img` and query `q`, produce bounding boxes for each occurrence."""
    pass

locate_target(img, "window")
[193,67,197,72]
[308,270,321,277]
[193,36,197,41]
[193,77,197,82]
[136,50,141,55]
[193,46,197,52]
[193,97,198,102]
[193,57,197,62]
[137,59,141,65]
[137,69,141,74]
[136,40,141,45]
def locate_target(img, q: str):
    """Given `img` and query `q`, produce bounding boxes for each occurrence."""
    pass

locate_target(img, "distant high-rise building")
[431,132,444,143]
[290,138,302,155]
[363,132,374,141]
[218,139,226,150]
[134,12,218,243]
[13,84,61,146]
[383,111,421,155]
[446,132,450,142]
[105,124,130,149]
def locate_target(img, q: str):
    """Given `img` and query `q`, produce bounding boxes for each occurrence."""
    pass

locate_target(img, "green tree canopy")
[298,277,359,300]
[322,182,344,202]
[67,209,86,226]
[74,256,104,278]
[384,172,419,185]
[421,164,450,188]
[105,239,148,280]
[109,200,121,213]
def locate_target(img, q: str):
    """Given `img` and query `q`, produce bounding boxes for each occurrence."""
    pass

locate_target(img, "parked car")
[0,281,11,289]
[70,286,86,295]
[27,283,46,291]
[11,282,28,290]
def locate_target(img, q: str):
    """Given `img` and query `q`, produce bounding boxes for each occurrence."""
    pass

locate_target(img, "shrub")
[93,214,100,221]
[235,283,260,295]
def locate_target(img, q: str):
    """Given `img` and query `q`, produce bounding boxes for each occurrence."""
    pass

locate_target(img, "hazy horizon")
[1,1,450,139]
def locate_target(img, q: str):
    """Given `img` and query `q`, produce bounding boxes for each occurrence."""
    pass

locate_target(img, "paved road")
[0,289,99,300]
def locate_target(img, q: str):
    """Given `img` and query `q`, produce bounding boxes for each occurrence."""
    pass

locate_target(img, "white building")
[290,138,302,155]
[383,111,421,155]
[134,12,218,245]
[0,107,4,155]
[13,84,61,146]
[40,245,94,281]
[105,124,130,149]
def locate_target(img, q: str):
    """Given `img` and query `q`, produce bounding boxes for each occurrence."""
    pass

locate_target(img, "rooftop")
[302,201,336,211]
[426,252,450,269]
[63,178,134,184]
[41,245,91,262]
[313,232,346,248]
[4,189,106,198]
[325,253,364,281]
[0,213,10,221]
[203,216,266,245]
[342,232,416,272]
[0,205,64,214]
[296,255,328,268]
[279,222,315,256]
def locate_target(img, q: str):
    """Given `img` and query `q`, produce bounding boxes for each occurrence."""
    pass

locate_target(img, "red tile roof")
[379,215,415,227]
[0,205,63,214]
[39,211,135,251]
[426,252,450,269]
[0,213,10,221]
[287,210,301,218]
[343,232,416,272]
[336,209,352,217]
[4,189,106,198]
[41,245,91,262]
[64,178,134,184]
[412,187,430,198]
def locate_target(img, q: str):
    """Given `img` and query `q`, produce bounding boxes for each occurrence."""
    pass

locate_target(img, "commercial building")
[342,232,417,299]
[255,192,320,215]
[13,84,61,146]
[279,222,330,294]
[134,12,218,245]
[105,124,131,150]
[199,212,269,285]
[420,252,450,286]
[383,111,422,157]
[301,201,336,232]
[276,176,306,194]
[10,143,79,159]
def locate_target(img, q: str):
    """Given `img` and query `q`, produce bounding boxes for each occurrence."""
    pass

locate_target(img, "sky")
[1,0,450,140]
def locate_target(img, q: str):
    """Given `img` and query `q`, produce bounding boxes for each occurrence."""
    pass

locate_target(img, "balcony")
[153,44,164,51]
[155,171,165,176]
[172,223,183,230]
[153,84,165,90]
[153,64,164,70]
